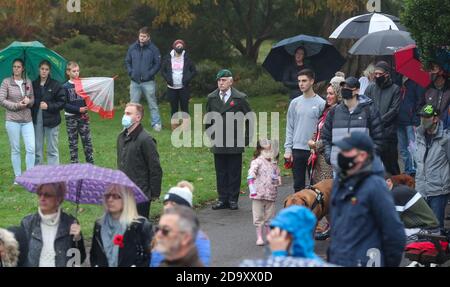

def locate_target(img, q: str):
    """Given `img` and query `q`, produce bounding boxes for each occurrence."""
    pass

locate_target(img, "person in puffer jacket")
[322,77,383,169]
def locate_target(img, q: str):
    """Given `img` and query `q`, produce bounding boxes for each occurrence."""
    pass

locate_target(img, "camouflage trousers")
[65,115,94,164]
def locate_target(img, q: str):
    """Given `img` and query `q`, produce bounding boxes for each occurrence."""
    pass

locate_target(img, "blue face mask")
[122,115,133,129]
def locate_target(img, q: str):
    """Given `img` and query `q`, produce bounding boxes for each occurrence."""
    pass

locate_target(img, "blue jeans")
[397,125,416,175]
[5,121,35,178]
[34,124,59,165]
[426,193,449,231]
[130,80,161,127]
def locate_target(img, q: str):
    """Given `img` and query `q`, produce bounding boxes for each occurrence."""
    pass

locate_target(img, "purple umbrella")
[16,164,149,217]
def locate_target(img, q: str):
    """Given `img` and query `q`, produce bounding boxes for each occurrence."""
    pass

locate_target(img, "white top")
[220,89,231,104]
[15,79,24,97]
[168,50,185,89]
[38,208,61,267]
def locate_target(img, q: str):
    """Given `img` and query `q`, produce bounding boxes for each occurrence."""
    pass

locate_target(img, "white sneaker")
[153,124,162,132]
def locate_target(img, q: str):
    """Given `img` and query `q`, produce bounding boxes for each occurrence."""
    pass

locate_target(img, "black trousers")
[167,87,190,116]
[137,201,151,219]
[214,153,243,203]
[380,142,400,176]
[292,149,310,192]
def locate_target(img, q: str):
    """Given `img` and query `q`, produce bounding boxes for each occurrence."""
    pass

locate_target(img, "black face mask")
[175,48,184,54]
[375,75,386,87]
[337,153,358,171]
[341,88,354,100]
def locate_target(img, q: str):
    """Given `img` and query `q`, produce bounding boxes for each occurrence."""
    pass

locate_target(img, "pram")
[405,233,450,267]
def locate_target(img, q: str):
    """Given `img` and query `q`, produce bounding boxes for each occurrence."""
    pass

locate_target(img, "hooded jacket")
[365,79,401,142]
[0,228,20,267]
[328,156,406,267]
[269,205,320,260]
[414,121,450,197]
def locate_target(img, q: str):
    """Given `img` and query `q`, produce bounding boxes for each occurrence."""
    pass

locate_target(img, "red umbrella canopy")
[395,44,431,88]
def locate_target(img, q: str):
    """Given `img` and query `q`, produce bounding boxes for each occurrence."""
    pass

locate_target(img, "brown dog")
[283,179,333,222]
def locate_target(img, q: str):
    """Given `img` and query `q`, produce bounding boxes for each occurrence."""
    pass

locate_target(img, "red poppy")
[113,234,124,248]
[26,85,30,91]
[230,100,235,107]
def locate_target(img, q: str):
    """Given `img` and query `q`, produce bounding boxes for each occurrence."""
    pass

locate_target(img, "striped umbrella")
[330,12,407,39]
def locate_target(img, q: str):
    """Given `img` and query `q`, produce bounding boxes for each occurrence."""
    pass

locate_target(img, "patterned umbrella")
[74,77,115,119]
[16,164,148,217]
[329,12,407,39]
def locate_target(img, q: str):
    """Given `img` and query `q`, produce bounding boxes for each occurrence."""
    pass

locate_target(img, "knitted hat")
[374,61,391,73]
[163,187,193,207]
[172,39,186,48]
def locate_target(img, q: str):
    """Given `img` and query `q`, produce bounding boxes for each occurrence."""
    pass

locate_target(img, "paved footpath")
[198,177,329,267]
[198,177,450,267]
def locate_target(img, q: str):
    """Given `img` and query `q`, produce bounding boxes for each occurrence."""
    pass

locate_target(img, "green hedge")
[47,35,288,103]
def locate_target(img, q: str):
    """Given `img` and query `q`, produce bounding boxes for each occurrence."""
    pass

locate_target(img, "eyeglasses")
[104,193,122,200]
[154,225,172,236]
[37,192,56,198]
[374,72,386,77]
[13,66,22,68]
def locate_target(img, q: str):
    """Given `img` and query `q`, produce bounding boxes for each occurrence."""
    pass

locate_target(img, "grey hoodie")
[415,121,450,197]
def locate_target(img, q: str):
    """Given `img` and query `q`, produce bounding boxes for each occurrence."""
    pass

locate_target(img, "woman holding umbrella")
[0,58,35,182]
[90,184,153,267]
[282,47,312,100]
[19,182,86,267]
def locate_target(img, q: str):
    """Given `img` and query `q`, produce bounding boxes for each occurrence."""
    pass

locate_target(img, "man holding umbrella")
[365,61,401,175]
[282,46,312,100]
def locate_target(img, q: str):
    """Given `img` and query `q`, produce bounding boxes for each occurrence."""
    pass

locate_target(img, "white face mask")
[122,115,134,129]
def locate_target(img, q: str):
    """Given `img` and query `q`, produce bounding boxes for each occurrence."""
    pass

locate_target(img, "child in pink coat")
[248,139,281,246]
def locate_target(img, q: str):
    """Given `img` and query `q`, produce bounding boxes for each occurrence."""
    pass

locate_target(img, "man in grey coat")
[414,104,450,233]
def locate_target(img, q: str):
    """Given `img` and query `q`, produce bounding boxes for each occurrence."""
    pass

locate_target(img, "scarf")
[101,213,127,267]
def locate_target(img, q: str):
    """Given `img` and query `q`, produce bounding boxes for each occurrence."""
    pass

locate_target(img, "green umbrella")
[0,41,67,83]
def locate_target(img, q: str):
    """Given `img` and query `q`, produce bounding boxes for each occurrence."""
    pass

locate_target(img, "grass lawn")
[0,94,290,238]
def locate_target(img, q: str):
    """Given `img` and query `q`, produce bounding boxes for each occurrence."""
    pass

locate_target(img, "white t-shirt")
[15,79,24,97]
[169,50,185,89]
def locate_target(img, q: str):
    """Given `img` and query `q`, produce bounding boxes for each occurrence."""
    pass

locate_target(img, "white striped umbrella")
[330,12,407,39]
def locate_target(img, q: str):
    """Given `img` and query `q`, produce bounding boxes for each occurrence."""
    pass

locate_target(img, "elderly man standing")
[205,69,252,211]
[154,205,203,267]
[125,27,162,132]
[117,103,163,219]
[365,61,401,175]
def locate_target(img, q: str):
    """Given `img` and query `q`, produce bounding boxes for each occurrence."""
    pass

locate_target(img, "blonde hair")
[103,184,143,226]
[0,228,19,267]
[126,102,144,118]
[176,181,194,193]
[66,61,79,79]
[363,64,375,78]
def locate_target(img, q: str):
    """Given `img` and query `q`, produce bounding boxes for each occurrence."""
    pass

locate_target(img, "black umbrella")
[262,34,345,83]
[349,30,415,56]
[330,12,407,39]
